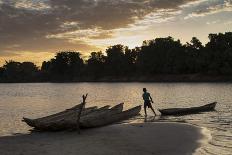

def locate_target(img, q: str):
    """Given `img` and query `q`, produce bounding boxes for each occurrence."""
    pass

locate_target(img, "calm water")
[0,83,231,155]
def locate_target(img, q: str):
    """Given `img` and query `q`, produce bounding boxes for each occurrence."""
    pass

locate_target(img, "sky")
[0,0,231,66]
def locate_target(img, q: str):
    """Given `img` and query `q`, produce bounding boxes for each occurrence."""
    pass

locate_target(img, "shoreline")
[1,74,232,83]
[0,122,208,155]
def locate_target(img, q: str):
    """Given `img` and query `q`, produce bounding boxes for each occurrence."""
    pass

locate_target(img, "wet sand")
[0,122,205,155]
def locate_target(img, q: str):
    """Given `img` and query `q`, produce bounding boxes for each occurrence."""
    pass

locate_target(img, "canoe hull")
[80,105,141,128]
[22,106,99,130]
[159,102,217,116]
[22,103,131,131]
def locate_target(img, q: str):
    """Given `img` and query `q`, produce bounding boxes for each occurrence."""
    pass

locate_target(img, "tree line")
[0,32,232,82]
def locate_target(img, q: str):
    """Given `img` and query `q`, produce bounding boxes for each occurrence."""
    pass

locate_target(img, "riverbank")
[1,74,232,83]
[76,74,232,82]
[0,122,206,155]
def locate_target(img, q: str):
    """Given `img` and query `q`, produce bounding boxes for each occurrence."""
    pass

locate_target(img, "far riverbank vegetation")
[0,32,232,82]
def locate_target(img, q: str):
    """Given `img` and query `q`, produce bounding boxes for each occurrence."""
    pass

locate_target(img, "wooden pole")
[76,93,88,134]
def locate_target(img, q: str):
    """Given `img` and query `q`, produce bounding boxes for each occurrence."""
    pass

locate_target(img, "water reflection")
[0,83,231,154]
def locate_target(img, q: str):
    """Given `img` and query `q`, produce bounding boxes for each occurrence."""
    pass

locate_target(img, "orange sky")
[0,0,231,66]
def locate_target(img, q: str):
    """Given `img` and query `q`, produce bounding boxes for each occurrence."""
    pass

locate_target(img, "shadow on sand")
[0,122,203,155]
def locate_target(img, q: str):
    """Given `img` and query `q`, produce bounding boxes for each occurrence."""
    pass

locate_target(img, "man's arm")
[149,94,154,103]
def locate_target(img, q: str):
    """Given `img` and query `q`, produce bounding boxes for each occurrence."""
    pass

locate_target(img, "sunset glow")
[0,0,231,65]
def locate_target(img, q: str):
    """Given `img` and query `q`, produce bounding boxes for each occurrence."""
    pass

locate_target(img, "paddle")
[76,93,88,134]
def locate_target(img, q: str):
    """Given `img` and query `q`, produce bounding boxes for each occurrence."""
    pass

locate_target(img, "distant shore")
[0,122,207,155]
[1,74,232,83]
[75,74,232,82]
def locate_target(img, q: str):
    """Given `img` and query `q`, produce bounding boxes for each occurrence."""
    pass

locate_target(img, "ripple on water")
[0,83,231,154]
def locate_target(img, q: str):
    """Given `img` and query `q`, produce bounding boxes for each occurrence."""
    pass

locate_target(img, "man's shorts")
[144,100,152,108]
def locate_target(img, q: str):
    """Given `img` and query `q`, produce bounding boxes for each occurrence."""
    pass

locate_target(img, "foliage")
[0,32,232,82]
[41,51,84,81]
[0,61,38,82]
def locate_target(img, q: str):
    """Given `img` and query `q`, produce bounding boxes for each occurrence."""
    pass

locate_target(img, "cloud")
[0,51,55,66]
[184,0,232,19]
[0,0,215,60]
[46,28,114,43]
[180,0,208,8]
[14,0,51,11]
[206,20,220,25]
[224,20,232,25]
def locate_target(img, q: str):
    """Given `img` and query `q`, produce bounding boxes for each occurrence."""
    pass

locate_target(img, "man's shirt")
[142,92,150,101]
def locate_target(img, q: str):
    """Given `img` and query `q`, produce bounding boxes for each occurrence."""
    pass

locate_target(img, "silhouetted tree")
[0,67,4,81]
[124,47,138,74]
[86,51,105,77]
[20,62,38,81]
[138,37,186,74]
[184,37,204,73]
[1,61,38,82]
[2,61,22,82]
[1,32,232,82]
[41,61,51,72]
[104,44,127,76]
[41,51,84,81]
[204,32,232,74]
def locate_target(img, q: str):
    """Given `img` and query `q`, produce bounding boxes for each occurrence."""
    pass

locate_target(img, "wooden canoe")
[30,106,98,123]
[80,105,141,128]
[22,105,101,127]
[159,102,217,116]
[22,103,123,131]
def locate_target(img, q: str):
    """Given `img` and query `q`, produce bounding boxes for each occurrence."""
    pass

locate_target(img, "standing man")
[142,88,156,116]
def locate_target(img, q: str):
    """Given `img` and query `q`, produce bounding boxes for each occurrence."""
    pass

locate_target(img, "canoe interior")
[159,102,217,116]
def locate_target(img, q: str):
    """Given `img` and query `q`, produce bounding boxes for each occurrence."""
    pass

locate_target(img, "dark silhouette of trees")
[0,67,4,76]
[86,51,105,78]
[104,44,127,76]
[3,61,22,82]
[0,61,38,82]
[184,37,203,73]
[0,67,3,82]
[124,47,138,75]
[41,51,84,81]
[203,32,232,75]
[138,37,187,74]
[0,32,232,82]
[86,45,138,78]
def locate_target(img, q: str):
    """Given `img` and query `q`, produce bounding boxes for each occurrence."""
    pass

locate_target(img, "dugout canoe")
[159,102,217,116]
[28,105,98,124]
[22,103,123,131]
[80,105,141,128]
[22,105,102,127]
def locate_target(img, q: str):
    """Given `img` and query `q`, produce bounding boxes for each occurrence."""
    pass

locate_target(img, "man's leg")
[144,106,147,116]
[150,105,156,116]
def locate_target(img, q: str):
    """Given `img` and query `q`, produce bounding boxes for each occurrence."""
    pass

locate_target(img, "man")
[142,88,156,116]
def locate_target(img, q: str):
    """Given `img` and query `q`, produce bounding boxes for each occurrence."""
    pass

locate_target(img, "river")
[0,83,231,155]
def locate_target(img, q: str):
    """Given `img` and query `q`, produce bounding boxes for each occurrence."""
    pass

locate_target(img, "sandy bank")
[0,122,205,155]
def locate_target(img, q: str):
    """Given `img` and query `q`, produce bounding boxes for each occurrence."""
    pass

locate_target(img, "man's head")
[143,88,147,92]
